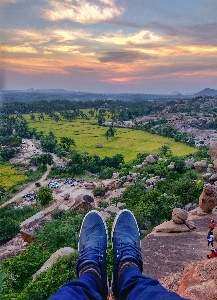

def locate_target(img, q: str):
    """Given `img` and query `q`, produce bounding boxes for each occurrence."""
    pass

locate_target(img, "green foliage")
[40,131,57,152]
[15,253,78,300]
[30,154,53,166]
[0,218,20,241]
[99,167,115,179]
[93,186,107,197]
[36,186,53,206]
[35,211,84,253]
[0,206,38,241]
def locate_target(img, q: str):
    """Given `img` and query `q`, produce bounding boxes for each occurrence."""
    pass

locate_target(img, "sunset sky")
[1,0,217,93]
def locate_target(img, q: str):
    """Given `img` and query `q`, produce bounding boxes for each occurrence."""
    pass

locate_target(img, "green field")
[25,113,197,162]
[0,165,27,188]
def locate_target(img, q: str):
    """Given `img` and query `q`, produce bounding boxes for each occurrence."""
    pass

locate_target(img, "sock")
[79,263,101,282]
[118,261,141,280]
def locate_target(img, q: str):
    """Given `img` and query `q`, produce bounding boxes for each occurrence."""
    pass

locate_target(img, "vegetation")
[36,186,53,206]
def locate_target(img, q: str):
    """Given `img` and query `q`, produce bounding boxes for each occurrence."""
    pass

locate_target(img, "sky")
[1,0,217,94]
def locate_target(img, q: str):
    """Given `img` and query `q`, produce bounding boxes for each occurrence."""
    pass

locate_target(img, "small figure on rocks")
[210,219,215,230]
[207,247,217,259]
[207,230,214,247]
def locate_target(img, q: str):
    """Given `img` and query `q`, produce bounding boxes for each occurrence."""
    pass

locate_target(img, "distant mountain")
[194,88,217,97]
[170,91,182,95]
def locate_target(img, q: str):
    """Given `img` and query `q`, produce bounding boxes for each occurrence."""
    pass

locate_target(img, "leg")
[48,273,102,300]
[208,241,210,247]
[111,209,186,300]
[49,210,108,300]
[211,241,214,247]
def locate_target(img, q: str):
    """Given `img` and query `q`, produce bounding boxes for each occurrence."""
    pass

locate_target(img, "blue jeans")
[49,267,186,300]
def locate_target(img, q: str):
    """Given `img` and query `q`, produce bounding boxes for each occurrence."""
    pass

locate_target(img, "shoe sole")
[111,209,141,300]
[78,210,109,299]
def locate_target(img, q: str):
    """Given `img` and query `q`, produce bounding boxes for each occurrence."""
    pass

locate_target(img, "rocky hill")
[194,88,217,97]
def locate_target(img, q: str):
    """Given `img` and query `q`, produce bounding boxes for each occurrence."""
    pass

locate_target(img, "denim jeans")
[49,266,186,300]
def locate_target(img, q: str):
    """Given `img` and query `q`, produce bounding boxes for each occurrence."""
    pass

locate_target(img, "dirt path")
[0,165,52,209]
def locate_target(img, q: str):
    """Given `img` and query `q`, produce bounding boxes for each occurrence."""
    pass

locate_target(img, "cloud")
[0,0,20,7]
[94,30,163,46]
[98,50,155,63]
[1,45,37,53]
[43,0,124,23]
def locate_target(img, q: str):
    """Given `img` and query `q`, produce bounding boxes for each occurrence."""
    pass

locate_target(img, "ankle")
[118,260,141,280]
[79,263,101,282]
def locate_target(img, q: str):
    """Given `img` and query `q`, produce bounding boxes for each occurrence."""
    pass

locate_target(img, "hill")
[194,88,217,97]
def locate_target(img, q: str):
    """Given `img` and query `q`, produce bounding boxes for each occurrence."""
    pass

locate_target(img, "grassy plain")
[25,112,197,162]
[0,165,27,188]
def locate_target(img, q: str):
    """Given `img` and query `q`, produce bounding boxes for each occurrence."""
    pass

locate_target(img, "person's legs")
[49,210,108,300]
[111,209,186,300]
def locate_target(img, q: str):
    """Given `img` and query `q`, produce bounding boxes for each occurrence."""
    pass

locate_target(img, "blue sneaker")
[76,210,108,300]
[111,209,143,299]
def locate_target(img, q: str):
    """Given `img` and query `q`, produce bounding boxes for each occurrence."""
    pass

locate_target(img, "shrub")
[92,186,107,197]
[0,218,20,241]
[36,186,53,206]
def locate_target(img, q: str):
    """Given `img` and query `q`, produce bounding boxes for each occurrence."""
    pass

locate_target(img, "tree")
[0,218,20,241]
[105,125,116,140]
[158,145,172,157]
[30,114,35,121]
[60,137,76,151]
[36,186,53,206]
[40,131,57,152]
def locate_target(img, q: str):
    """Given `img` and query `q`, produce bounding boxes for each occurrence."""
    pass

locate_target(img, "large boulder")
[199,184,217,213]
[32,247,75,281]
[193,160,207,172]
[209,173,217,184]
[178,259,217,300]
[84,182,96,189]
[172,208,188,224]
[214,159,217,170]
[208,142,217,160]
[155,220,190,233]
[145,155,158,164]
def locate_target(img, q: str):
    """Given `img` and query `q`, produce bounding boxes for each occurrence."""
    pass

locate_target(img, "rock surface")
[172,208,188,224]
[208,141,217,160]
[32,247,75,281]
[178,259,217,300]
[155,220,190,233]
[199,184,217,212]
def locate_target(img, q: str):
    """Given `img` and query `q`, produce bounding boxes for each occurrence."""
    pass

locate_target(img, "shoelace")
[79,245,104,265]
[116,242,142,265]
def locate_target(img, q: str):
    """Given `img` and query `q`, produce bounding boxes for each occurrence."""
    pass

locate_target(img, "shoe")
[111,209,143,299]
[76,210,108,300]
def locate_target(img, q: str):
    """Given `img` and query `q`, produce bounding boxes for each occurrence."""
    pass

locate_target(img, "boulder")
[184,158,194,169]
[199,184,217,213]
[96,144,102,148]
[32,247,75,281]
[123,182,132,188]
[207,142,217,160]
[84,182,96,189]
[202,173,212,179]
[214,159,217,170]
[63,193,70,200]
[20,229,35,244]
[112,172,119,179]
[178,259,217,300]
[146,176,161,185]
[104,205,120,214]
[172,208,188,224]
[145,155,158,164]
[209,173,217,183]
[185,220,196,230]
[193,160,207,172]
[168,162,175,169]
[207,164,214,173]
[155,220,190,233]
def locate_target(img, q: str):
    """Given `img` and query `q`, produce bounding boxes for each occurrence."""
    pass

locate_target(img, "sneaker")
[111,209,143,299]
[76,210,108,300]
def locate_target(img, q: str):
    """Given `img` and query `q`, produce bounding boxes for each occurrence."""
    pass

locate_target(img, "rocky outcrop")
[32,247,75,281]
[84,182,96,189]
[145,155,159,164]
[184,158,194,169]
[213,227,217,241]
[199,184,217,213]
[193,160,207,172]
[209,173,217,184]
[207,141,217,160]
[63,193,70,200]
[178,259,217,300]
[155,220,191,233]
[172,208,188,224]
[146,176,161,185]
